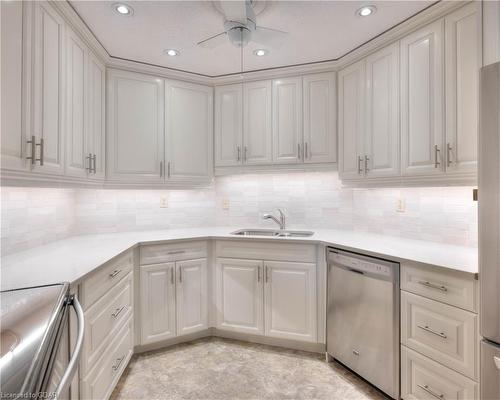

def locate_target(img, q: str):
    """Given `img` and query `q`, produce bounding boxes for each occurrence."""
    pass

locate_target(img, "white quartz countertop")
[0,227,478,291]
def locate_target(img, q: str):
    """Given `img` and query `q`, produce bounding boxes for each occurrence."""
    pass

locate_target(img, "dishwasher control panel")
[329,251,395,278]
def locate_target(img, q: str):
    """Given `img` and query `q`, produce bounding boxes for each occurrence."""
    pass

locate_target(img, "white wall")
[1,171,478,255]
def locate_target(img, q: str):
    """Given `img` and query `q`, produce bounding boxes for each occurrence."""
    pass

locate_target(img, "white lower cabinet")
[264,261,317,342]
[140,258,208,345]
[215,258,264,335]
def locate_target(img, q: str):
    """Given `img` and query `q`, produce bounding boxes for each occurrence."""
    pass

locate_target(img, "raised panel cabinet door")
[365,42,400,178]
[401,19,445,176]
[87,52,106,180]
[176,258,208,336]
[65,28,87,178]
[338,60,366,180]
[243,80,273,164]
[165,80,213,182]
[140,263,176,344]
[215,258,264,335]
[303,72,337,164]
[1,0,27,171]
[272,77,303,164]
[107,69,164,182]
[445,3,479,174]
[264,261,317,343]
[31,1,66,175]
[215,84,243,167]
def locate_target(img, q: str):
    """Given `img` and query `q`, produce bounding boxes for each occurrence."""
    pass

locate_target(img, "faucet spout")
[262,209,286,230]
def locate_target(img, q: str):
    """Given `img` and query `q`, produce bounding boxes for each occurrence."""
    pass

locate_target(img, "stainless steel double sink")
[230,229,314,238]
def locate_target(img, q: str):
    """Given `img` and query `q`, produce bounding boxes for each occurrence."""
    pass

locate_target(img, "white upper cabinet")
[303,73,337,164]
[65,29,87,178]
[365,43,400,178]
[338,60,366,180]
[1,0,26,171]
[107,69,165,183]
[165,80,213,183]
[401,19,445,176]
[445,3,479,174]
[244,80,273,164]
[215,84,243,167]
[272,77,303,164]
[31,1,66,175]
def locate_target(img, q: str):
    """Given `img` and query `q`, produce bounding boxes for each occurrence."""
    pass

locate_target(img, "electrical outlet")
[222,199,230,210]
[396,198,406,213]
[160,196,168,208]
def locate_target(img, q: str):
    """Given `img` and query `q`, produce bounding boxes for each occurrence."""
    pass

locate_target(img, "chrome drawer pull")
[418,280,447,292]
[26,136,36,165]
[434,144,441,168]
[166,250,185,255]
[111,306,126,319]
[237,146,241,161]
[112,356,125,372]
[358,156,363,174]
[109,269,122,278]
[417,324,447,339]
[417,384,444,399]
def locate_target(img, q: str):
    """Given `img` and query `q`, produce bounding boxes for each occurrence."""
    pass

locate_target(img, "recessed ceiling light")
[253,49,269,57]
[356,5,376,17]
[113,3,133,15]
[164,49,180,57]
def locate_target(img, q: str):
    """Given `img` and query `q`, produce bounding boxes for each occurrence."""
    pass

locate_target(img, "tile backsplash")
[1,171,478,255]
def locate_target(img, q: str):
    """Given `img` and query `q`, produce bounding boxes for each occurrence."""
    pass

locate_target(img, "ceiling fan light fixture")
[164,49,180,57]
[113,3,133,16]
[356,5,376,17]
[253,49,268,57]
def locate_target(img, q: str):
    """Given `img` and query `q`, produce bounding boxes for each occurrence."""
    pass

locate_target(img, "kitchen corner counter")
[0,227,478,291]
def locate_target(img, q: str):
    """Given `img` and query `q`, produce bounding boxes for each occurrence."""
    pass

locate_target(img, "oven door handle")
[54,295,84,400]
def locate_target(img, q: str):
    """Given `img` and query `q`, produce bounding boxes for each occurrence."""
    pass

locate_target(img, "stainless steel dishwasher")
[327,248,400,399]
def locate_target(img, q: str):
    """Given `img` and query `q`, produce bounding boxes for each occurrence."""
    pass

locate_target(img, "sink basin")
[230,229,314,238]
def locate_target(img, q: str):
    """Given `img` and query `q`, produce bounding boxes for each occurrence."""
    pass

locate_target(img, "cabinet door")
[401,19,445,176]
[264,261,317,343]
[338,60,365,179]
[365,43,400,178]
[272,77,303,164]
[107,69,164,182]
[140,263,176,344]
[303,72,337,164]
[445,3,479,174]
[243,80,273,165]
[176,259,208,336]
[215,258,264,335]
[87,52,106,180]
[65,28,87,178]
[215,84,243,167]
[32,1,65,175]
[165,80,213,183]
[1,0,27,171]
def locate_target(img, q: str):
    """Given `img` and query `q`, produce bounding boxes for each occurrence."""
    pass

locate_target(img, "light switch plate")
[396,198,406,213]
[160,196,168,208]
[222,199,230,210]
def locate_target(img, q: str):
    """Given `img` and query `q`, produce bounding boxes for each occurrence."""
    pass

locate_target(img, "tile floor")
[110,337,388,400]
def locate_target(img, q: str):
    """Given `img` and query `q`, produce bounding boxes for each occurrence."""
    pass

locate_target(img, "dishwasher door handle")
[348,268,365,275]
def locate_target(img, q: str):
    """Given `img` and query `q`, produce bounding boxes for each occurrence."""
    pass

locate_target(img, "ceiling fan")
[197,0,288,49]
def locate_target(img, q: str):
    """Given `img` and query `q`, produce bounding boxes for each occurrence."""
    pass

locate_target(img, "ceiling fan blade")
[197,31,228,48]
[252,26,288,49]
[218,0,248,24]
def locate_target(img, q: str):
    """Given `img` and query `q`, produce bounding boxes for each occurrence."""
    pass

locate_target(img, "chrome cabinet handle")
[297,143,301,160]
[167,161,171,178]
[112,356,125,372]
[109,269,122,278]
[358,156,363,174]
[36,138,44,166]
[170,267,174,284]
[257,266,261,282]
[237,146,241,161]
[364,155,370,172]
[167,250,185,255]
[265,265,269,283]
[111,305,126,319]
[26,136,36,165]
[86,153,93,173]
[434,144,441,168]
[244,146,248,162]
[417,384,444,399]
[92,154,97,174]
[446,143,453,167]
[417,324,447,339]
[305,142,308,159]
[418,280,447,292]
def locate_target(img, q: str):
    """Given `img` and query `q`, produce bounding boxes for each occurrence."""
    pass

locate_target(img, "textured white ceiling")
[70,0,435,77]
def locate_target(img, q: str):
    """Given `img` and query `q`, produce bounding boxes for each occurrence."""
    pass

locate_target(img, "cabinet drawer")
[81,272,133,376]
[401,291,478,379]
[215,240,316,263]
[401,346,478,400]
[81,251,133,309]
[81,317,134,400]
[140,240,207,265]
[401,263,477,312]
